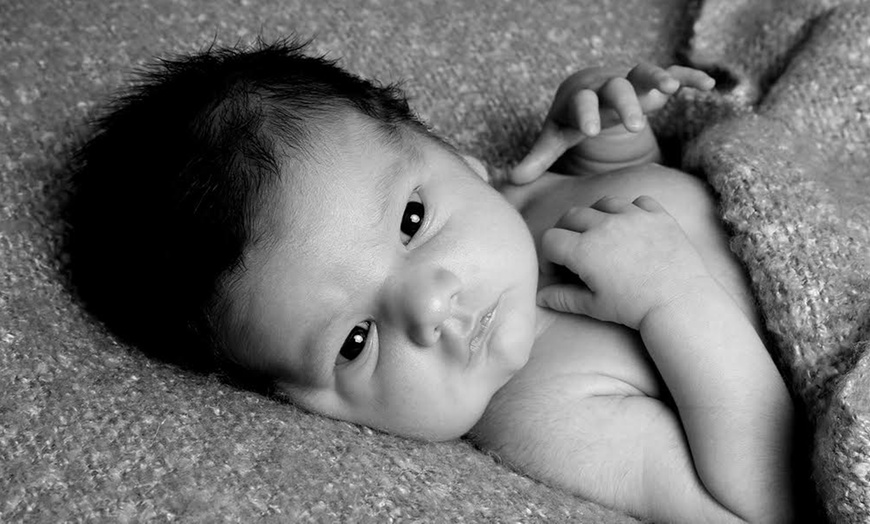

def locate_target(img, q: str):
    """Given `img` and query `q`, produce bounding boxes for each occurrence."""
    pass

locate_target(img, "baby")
[71,39,795,523]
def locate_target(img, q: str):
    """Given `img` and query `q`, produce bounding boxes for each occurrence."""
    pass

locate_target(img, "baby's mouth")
[469,295,501,356]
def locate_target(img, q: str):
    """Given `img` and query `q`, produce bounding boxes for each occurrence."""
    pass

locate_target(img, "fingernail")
[628,114,643,129]
[584,122,599,135]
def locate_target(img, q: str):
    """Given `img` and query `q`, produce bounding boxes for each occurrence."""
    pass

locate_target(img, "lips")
[469,295,501,356]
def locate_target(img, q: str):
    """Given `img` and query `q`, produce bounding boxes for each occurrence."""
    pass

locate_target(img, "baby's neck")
[533,305,560,343]
[497,173,561,213]
[496,173,582,348]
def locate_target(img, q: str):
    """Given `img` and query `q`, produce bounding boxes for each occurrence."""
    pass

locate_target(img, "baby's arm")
[511,64,714,183]
[537,196,795,523]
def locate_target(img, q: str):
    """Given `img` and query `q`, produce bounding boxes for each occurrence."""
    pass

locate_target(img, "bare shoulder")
[469,309,662,501]
[506,163,719,243]
[467,310,754,521]
[584,163,719,230]
[470,371,742,523]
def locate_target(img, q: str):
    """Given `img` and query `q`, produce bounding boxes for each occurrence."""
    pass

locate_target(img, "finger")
[631,195,666,213]
[598,77,644,132]
[536,284,597,316]
[554,205,606,232]
[665,65,716,91]
[627,62,679,95]
[570,89,600,136]
[590,195,632,213]
[510,121,584,184]
[540,227,585,271]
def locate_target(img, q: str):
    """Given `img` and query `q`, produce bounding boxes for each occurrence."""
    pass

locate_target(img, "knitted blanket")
[664,1,870,521]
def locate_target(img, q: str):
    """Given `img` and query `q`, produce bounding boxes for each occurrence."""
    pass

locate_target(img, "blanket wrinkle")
[675,1,870,522]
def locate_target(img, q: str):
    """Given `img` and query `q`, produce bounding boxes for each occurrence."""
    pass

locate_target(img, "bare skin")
[470,64,795,523]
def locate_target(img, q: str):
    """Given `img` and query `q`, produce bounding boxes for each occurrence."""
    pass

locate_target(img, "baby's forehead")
[281,115,455,199]
[263,121,417,238]
[286,113,423,178]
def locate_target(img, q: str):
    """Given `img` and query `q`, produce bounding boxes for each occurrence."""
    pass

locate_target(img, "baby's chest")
[512,311,664,400]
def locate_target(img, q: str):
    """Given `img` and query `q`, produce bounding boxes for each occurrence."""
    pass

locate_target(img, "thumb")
[536,283,596,317]
[510,121,581,185]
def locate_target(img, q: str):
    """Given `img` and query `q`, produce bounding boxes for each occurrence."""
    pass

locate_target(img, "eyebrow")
[374,145,424,228]
[306,315,341,387]
[296,284,360,389]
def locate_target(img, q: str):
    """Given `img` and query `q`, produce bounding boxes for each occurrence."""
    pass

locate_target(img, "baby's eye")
[400,195,425,245]
[338,321,371,363]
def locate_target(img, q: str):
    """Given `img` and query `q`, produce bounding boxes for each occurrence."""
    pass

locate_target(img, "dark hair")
[67,38,427,370]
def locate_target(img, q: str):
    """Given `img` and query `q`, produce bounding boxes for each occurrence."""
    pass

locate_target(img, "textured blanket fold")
[671,1,870,521]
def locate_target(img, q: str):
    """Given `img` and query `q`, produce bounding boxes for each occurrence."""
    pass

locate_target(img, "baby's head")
[72,39,538,441]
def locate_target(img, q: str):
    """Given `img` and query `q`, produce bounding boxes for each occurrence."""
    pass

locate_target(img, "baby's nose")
[386,265,461,347]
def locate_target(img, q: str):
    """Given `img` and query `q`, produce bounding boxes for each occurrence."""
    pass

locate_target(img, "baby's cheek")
[496,316,534,374]
[374,352,437,408]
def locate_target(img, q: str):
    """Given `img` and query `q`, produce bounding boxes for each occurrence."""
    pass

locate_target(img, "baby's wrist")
[638,275,724,331]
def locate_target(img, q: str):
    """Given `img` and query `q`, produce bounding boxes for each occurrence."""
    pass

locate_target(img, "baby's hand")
[537,195,713,330]
[511,64,715,184]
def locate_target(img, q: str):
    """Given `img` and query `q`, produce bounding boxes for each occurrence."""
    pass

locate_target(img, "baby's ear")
[461,155,489,182]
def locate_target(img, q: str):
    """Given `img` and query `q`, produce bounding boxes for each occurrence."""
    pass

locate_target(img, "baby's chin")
[491,298,536,374]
